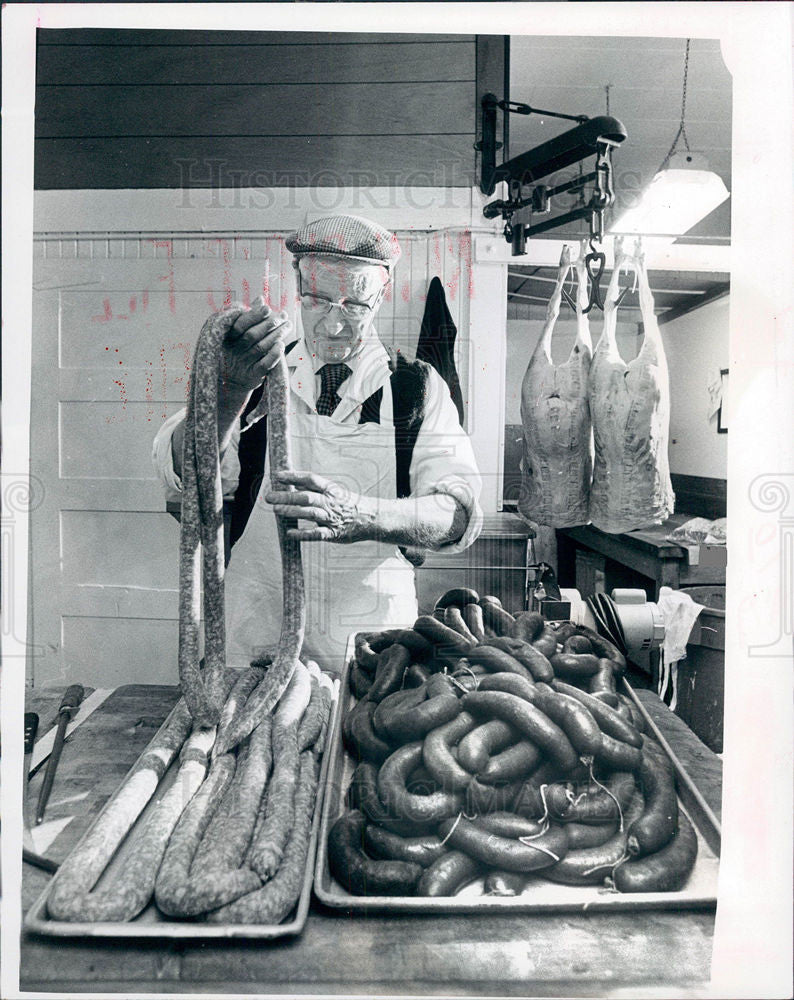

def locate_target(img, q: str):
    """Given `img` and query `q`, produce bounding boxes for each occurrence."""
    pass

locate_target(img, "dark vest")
[229,349,433,558]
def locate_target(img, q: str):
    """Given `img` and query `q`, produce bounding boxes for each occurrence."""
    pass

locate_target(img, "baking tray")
[24,682,340,940]
[314,633,720,913]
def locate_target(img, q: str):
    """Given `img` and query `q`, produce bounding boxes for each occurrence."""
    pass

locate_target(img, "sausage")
[627,746,679,857]
[510,611,545,643]
[478,739,541,784]
[417,850,483,896]
[177,308,249,727]
[542,792,644,886]
[512,762,570,818]
[208,747,320,923]
[477,672,536,702]
[550,622,579,644]
[551,680,642,748]
[404,663,432,688]
[378,743,465,823]
[484,637,554,683]
[462,690,580,772]
[297,668,329,752]
[354,632,383,672]
[563,635,593,655]
[372,684,427,738]
[367,643,412,703]
[376,691,461,744]
[594,731,643,773]
[246,721,300,879]
[194,717,272,876]
[474,812,547,839]
[413,615,475,658]
[461,602,486,642]
[437,815,569,872]
[612,809,698,893]
[466,645,535,684]
[392,629,435,661]
[436,587,480,609]
[154,753,263,917]
[346,762,433,837]
[46,709,207,922]
[478,600,516,637]
[348,661,373,700]
[457,718,518,774]
[343,699,393,766]
[546,770,637,825]
[565,820,619,850]
[550,652,601,679]
[216,666,265,742]
[531,625,559,659]
[219,349,309,750]
[589,658,618,698]
[363,824,447,868]
[328,811,423,896]
[443,606,479,644]
[422,711,479,792]
[484,870,530,896]
[617,694,647,733]
[465,776,525,815]
[574,626,627,674]
[528,683,603,756]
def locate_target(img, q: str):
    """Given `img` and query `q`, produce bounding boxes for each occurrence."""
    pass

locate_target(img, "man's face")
[298,256,387,364]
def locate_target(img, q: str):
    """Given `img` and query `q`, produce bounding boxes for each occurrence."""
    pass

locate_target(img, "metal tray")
[25,682,340,940]
[314,634,720,913]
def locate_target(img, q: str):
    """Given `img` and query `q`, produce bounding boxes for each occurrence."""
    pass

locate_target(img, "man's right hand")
[220,297,291,393]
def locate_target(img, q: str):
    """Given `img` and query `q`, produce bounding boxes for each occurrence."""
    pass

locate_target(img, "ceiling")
[504,35,732,321]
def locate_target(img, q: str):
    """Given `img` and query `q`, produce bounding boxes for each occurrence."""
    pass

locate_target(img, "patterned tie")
[316,363,351,416]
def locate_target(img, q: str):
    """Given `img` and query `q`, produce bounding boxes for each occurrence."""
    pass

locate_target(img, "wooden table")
[20,684,722,997]
[557,512,726,600]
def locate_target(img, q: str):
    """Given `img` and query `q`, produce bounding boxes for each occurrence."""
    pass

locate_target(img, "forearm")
[359,493,468,549]
[171,381,252,479]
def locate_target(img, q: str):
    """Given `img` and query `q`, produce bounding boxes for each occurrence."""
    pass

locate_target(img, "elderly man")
[153,215,482,672]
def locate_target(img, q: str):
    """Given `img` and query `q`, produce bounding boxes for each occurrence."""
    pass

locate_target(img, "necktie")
[316,363,351,416]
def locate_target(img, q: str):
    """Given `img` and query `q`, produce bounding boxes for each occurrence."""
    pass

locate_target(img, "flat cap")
[285,214,401,267]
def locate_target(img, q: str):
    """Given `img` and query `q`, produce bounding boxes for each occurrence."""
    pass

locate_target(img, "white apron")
[223,377,418,674]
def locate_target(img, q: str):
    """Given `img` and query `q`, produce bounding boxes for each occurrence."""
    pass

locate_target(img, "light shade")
[610,152,730,241]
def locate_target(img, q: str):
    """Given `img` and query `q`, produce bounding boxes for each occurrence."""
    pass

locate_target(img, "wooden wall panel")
[34,28,479,189]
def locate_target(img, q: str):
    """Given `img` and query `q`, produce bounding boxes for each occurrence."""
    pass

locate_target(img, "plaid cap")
[285,215,401,267]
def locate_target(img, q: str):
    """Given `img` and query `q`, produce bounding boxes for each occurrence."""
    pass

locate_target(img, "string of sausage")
[214,341,306,753]
[178,306,305,747]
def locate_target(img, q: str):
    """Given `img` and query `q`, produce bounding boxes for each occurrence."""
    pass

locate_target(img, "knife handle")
[24,713,39,755]
[59,684,85,716]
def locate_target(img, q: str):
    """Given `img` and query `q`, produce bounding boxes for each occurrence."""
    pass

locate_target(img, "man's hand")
[265,472,376,543]
[220,296,291,394]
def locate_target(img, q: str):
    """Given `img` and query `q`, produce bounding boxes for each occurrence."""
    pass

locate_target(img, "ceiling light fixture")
[610,40,730,242]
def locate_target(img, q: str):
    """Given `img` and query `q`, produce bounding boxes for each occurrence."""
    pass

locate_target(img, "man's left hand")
[265,472,376,543]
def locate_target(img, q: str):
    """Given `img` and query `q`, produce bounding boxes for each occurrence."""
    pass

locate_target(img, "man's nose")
[316,309,347,336]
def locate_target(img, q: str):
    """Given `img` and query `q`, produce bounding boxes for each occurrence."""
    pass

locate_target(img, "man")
[153,214,482,672]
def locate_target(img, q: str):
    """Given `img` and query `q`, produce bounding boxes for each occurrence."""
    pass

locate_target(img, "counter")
[21,683,722,997]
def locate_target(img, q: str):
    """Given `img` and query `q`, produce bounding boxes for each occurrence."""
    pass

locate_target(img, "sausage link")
[346,762,433,837]
[510,611,545,643]
[461,602,487,642]
[438,815,569,872]
[477,672,536,701]
[478,739,541,784]
[478,600,516,637]
[367,643,412,703]
[246,721,300,879]
[529,683,603,756]
[551,680,642,748]
[417,850,483,897]
[343,699,393,766]
[613,809,698,893]
[457,718,518,774]
[363,824,447,867]
[328,810,423,896]
[422,711,479,792]
[627,745,679,857]
[462,690,580,772]
[378,743,464,823]
[444,606,479,644]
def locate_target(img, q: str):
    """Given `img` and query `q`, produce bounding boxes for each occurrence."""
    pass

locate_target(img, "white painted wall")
[661,296,730,479]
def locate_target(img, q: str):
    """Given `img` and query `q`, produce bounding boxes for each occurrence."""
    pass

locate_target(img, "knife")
[34,685,84,825]
[22,712,39,850]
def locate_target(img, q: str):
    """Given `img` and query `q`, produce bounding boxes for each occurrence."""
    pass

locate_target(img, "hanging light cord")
[659,39,691,171]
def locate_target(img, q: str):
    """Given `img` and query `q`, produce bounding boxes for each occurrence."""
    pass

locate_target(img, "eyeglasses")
[298,276,383,321]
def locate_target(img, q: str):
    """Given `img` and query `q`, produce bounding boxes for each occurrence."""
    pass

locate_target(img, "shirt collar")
[288,332,392,416]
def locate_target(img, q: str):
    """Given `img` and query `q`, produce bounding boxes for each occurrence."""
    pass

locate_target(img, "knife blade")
[22,712,39,851]
[34,685,84,825]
